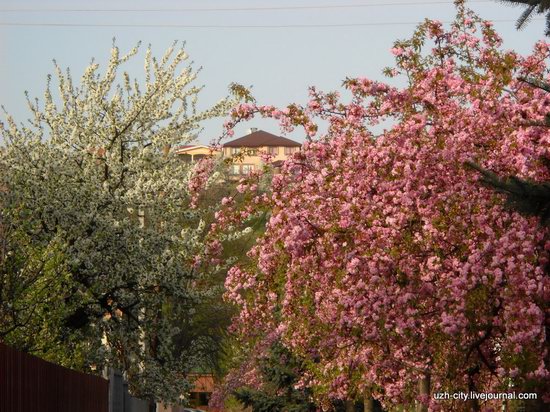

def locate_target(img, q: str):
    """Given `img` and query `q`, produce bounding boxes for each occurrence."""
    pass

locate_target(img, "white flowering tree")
[0,42,244,403]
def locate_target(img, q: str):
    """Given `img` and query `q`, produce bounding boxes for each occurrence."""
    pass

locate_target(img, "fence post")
[109,369,125,412]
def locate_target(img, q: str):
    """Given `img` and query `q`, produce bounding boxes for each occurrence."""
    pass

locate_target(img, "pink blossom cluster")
[219,3,550,410]
[188,156,216,208]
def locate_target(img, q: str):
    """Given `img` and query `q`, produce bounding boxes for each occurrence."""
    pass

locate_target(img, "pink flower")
[391,47,404,56]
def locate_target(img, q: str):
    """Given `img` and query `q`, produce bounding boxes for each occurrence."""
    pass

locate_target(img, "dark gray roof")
[223,130,301,148]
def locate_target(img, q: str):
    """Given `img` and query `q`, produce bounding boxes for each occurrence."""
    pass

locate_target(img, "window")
[245,148,258,156]
[199,392,210,406]
[230,164,254,175]
[284,146,297,155]
[267,146,279,155]
[230,147,240,155]
[241,164,254,174]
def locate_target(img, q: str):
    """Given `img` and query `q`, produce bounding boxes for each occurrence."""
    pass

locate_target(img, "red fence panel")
[0,342,108,412]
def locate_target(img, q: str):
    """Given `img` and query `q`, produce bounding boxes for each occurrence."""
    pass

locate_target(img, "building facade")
[174,145,216,163]
[222,128,301,176]
[175,129,301,176]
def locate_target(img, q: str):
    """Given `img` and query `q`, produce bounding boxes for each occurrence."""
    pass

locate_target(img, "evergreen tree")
[466,81,550,228]
[498,0,550,35]
[466,157,550,227]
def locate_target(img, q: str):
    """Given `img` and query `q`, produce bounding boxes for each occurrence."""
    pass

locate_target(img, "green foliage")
[0,225,89,368]
[466,161,550,226]
[233,342,317,412]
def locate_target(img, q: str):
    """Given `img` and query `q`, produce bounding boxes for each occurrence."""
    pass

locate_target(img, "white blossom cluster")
[0,43,241,403]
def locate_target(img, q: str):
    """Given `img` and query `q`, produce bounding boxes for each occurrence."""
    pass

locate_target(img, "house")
[188,374,216,410]
[222,128,301,176]
[175,145,217,163]
[156,374,216,411]
[174,129,301,177]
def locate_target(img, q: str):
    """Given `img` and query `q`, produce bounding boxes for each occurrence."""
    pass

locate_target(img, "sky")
[0,0,546,145]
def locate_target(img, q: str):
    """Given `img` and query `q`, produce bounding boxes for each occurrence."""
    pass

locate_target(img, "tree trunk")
[524,397,549,412]
[363,393,374,412]
[345,399,355,412]
[416,373,430,412]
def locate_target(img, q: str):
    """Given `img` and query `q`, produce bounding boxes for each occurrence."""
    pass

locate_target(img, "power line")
[0,1,492,13]
[0,18,537,29]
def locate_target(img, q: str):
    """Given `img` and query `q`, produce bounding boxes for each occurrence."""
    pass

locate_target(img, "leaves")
[0,43,241,403]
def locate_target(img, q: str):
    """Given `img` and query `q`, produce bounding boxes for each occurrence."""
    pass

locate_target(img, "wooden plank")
[0,342,108,412]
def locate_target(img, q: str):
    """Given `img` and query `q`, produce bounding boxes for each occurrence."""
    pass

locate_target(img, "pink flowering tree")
[212,2,550,410]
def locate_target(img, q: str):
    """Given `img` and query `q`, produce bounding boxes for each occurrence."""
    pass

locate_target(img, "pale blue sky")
[0,0,546,144]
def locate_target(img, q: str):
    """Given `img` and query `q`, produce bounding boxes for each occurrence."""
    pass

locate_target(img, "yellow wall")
[180,146,217,156]
[223,146,299,173]
[176,145,300,176]
[176,146,219,162]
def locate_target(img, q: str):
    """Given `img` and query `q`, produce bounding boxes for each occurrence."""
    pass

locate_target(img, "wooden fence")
[0,342,108,412]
